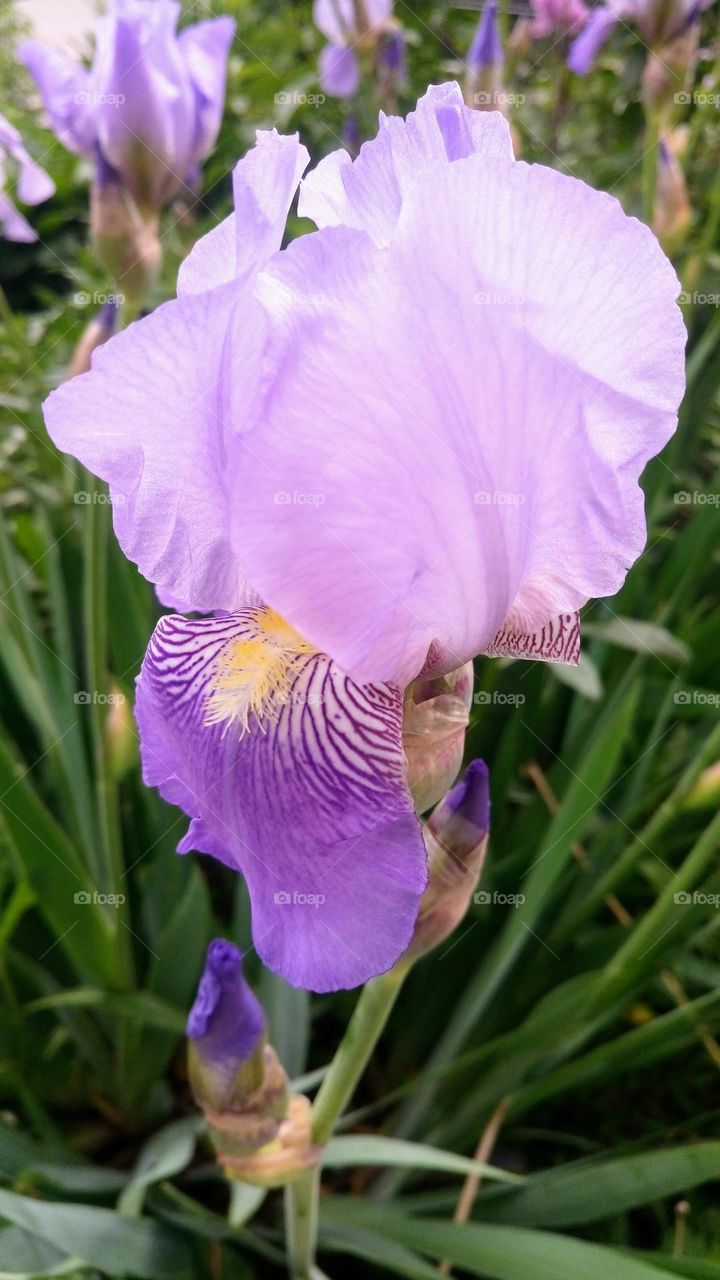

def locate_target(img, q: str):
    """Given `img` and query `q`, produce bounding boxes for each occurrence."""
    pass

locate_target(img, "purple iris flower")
[314,0,394,98]
[43,84,685,992]
[20,0,234,211]
[568,0,703,73]
[0,110,54,242]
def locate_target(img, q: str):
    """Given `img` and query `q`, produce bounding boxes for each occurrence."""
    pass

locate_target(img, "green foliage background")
[1,0,720,1276]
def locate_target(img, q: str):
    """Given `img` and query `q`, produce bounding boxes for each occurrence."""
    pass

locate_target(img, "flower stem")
[284,963,409,1278]
[642,106,661,226]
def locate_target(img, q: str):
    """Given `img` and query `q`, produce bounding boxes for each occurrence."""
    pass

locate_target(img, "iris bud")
[404,759,490,964]
[403,661,473,813]
[67,300,118,380]
[187,940,318,1187]
[653,138,691,254]
[90,167,161,316]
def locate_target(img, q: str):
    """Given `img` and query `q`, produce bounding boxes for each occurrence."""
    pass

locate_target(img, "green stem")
[284,964,409,1278]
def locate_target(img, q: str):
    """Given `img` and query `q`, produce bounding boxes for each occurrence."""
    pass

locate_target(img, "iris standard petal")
[298,81,513,244]
[135,609,427,991]
[178,131,310,297]
[19,40,96,155]
[177,16,236,163]
[232,151,684,686]
[43,281,267,613]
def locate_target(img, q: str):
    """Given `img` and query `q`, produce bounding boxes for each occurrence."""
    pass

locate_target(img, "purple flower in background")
[568,0,703,73]
[44,84,685,992]
[20,0,234,210]
[530,0,589,38]
[0,111,54,242]
[314,0,394,97]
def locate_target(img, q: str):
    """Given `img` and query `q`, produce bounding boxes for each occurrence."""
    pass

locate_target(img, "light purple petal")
[314,0,355,43]
[18,40,96,155]
[43,282,267,613]
[178,130,310,297]
[568,6,619,72]
[299,81,513,245]
[0,110,55,206]
[178,16,236,161]
[319,43,361,98]
[92,0,196,208]
[230,153,684,686]
[136,610,427,991]
[0,193,37,242]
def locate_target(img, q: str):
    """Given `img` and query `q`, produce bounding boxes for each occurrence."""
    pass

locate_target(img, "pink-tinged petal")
[319,43,361,98]
[481,612,580,665]
[43,283,267,613]
[178,130,310,296]
[135,611,427,991]
[299,81,513,245]
[178,16,236,161]
[232,153,683,686]
[18,40,96,155]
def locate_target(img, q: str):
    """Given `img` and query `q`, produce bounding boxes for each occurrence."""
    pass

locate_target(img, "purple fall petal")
[319,43,361,98]
[135,610,427,991]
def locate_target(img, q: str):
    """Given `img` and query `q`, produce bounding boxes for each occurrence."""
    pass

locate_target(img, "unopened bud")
[466,1,505,111]
[404,759,490,963]
[67,301,118,380]
[682,761,720,812]
[642,20,700,115]
[653,139,691,253]
[403,662,473,813]
[90,173,161,315]
[104,683,137,780]
[188,940,318,1187]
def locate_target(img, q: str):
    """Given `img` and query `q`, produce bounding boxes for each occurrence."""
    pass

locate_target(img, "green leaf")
[324,1136,522,1182]
[0,1189,193,1279]
[584,617,691,664]
[549,654,602,700]
[321,1204,685,1280]
[118,1117,204,1216]
[474,1143,720,1226]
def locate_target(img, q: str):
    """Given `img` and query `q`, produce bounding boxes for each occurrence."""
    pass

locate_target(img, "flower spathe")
[20,0,235,211]
[44,83,686,991]
[0,110,54,242]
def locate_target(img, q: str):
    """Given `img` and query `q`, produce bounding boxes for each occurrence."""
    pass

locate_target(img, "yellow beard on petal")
[204,609,317,738]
